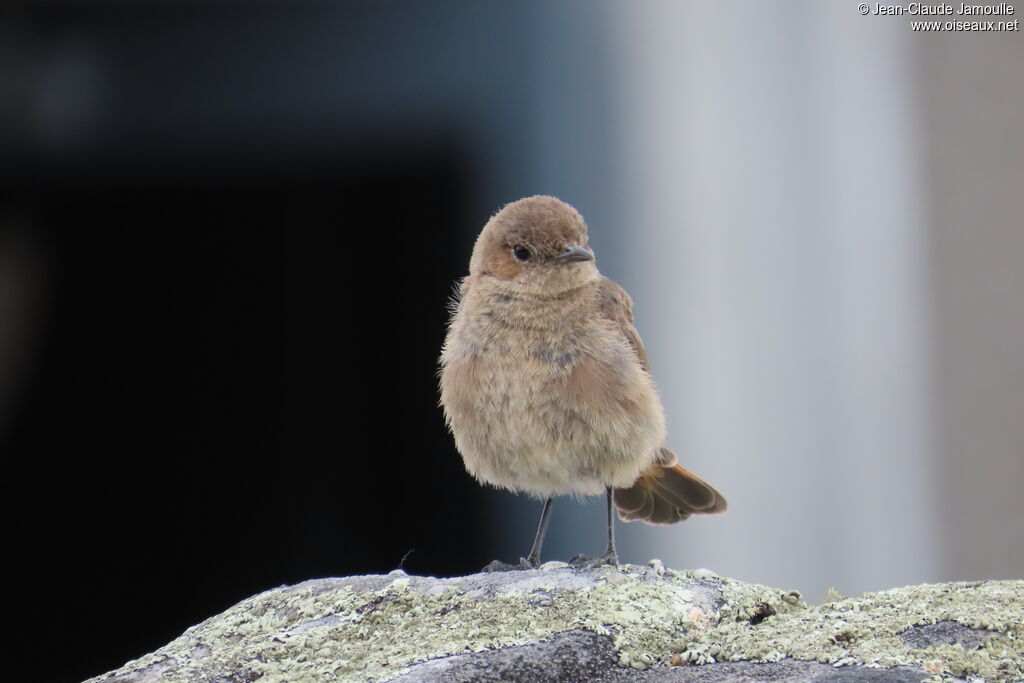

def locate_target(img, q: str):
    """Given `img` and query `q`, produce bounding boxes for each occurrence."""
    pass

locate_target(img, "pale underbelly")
[448,356,661,497]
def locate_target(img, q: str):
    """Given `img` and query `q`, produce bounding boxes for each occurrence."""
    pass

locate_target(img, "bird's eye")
[512,246,531,262]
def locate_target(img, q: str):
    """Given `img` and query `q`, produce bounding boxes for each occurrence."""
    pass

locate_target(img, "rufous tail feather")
[613,448,727,526]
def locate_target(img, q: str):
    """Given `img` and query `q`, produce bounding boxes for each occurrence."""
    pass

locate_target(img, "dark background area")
[0,5,521,681]
[3,159,493,681]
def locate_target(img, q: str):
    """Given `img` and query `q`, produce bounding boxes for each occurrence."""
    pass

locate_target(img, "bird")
[439,195,726,569]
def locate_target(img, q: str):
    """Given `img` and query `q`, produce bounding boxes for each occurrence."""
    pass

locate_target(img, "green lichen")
[88,564,716,682]
[87,569,1024,683]
[679,579,1024,682]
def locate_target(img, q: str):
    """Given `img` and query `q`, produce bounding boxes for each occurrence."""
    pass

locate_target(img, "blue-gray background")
[1,3,1021,681]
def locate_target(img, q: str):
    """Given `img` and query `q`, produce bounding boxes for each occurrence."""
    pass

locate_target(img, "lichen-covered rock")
[85,564,1024,683]
[678,578,1024,681]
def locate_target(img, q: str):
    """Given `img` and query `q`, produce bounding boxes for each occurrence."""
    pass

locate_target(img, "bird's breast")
[439,309,666,496]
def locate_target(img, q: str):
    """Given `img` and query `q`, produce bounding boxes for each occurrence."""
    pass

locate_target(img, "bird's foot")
[482,559,519,572]
[569,551,619,570]
[481,556,541,572]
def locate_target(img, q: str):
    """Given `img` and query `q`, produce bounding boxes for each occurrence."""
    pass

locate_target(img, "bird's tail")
[613,448,728,525]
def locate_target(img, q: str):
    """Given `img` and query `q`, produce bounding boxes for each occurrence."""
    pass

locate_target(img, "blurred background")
[1,2,1021,681]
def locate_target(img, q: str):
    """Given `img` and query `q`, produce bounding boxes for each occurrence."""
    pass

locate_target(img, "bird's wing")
[598,278,730,524]
[596,276,650,372]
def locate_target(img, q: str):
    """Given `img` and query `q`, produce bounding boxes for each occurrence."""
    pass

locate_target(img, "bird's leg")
[520,497,554,569]
[596,486,619,566]
[482,497,554,572]
[569,487,619,569]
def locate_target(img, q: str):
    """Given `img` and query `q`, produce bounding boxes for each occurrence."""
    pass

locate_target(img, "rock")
[85,566,1024,683]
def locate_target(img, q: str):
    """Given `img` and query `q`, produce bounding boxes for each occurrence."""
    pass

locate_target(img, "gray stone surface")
[385,629,627,682]
[386,629,934,683]
[639,661,933,683]
[898,621,997,651]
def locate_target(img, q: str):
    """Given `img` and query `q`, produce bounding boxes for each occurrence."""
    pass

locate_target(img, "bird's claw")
[569,552,618,570]
[482,559,518,572]
[520,556,541,570]
[481,557,541,572]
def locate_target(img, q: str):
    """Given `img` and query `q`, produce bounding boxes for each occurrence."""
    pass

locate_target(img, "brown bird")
[439,195,726,569]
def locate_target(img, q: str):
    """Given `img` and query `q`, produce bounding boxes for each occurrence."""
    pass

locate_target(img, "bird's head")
[469,195,599,295]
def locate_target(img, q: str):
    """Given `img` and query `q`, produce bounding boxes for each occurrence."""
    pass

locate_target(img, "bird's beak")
[556,245,594,263]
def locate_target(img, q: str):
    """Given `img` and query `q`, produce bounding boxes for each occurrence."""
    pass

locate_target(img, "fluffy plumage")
[439,195,726,529]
